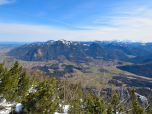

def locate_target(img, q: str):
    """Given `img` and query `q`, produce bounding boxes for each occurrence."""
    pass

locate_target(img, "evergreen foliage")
[22,77,62,114]
[127,88,144,114]
[0,61,151,114]
[83,92,106,114]
[0,61,6,77]
[107,105,112,114]
[0,61,31,102]
[117,62,152,78]
[68,96,83,114]
[111,90,122,114]
[145,106,152,114]
[132,100,144,114]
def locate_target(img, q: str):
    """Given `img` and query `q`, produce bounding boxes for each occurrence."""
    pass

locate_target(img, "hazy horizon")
[0,39,151,44]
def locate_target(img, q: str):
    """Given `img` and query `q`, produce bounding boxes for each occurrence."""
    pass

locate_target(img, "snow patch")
[135,93,147,102]
[54,105,70,114]
[127,77,137,79]
[63,105,70,113]
[59,39,72,45]
[0,99,23,114]
[28,85,37,93]
[0,99,15,114]
[83,44,89,46]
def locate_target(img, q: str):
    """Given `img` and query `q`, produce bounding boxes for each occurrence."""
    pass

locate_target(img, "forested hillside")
[117,62,152,78]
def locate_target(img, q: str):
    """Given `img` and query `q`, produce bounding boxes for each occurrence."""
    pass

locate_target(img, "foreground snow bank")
[54,105,70,114]
[0,99,23,114]
[0,99,14,114]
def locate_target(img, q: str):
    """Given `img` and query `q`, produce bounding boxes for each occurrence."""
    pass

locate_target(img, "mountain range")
[7,39,152,63]
[7,39,127,62]
[6,39,152,78]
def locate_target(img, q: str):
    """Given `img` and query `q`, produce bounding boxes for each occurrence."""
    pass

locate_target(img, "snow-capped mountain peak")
[59,39,73,45]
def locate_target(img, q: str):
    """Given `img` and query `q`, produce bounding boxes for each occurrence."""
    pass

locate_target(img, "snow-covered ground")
[0,99,15,114]
[135,93,147,103]
[54,105,70,114]
[0,85,36,114]
[0,98,69,114]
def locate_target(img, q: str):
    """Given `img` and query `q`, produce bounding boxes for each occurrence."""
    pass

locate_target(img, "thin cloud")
[1,7,73,27]
[36,12,47,17]
[0,0,14,5]
[45,18,73,27]
[1,21,152,42]
[1,6,152,42]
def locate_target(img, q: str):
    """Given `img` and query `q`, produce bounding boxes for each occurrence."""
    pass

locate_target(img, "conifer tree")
[0,61,6,77]
[145,106,152,114]
[84,92,95,113]
[68,96,82,114]
[0,61,31,102]
[132,100,144,114]
[84,92,106,114]
[22,77,62,114]
[67,82,83,113]
[0,61,19,102]
[128,88,144,114]
[111,90,122,114]
[94,97,107,114]
[130,89,136,103]
[107,105,112,114]
[17,71,31,99]
[119,104,124,113]
[0,61,6,102]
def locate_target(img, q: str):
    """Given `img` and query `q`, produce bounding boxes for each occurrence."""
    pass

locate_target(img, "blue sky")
[1,0,152,42]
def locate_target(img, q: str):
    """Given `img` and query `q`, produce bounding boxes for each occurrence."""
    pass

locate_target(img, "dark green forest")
[117,62,152,78]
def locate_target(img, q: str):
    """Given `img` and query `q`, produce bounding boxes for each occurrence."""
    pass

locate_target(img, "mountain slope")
[117,62,152,78]
[86,43,118,60]
[9,39,152,63]
[7,40,90,62]
[104,44,149,57]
